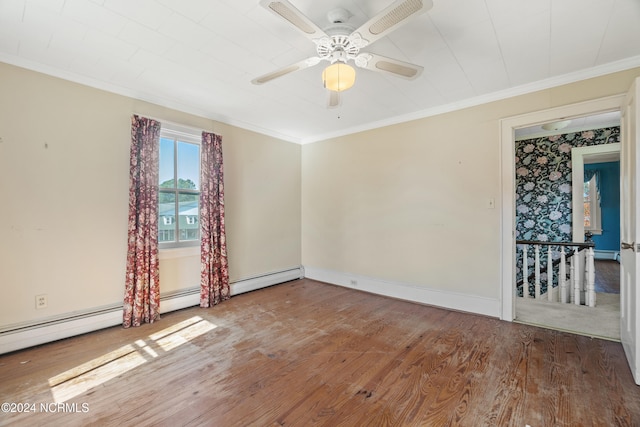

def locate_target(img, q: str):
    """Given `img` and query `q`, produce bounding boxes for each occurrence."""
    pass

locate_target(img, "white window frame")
[584,175,603,235]
[570,142,620,242]
[158,123,201,250]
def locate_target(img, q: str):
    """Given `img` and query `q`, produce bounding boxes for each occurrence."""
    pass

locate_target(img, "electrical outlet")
[350,279,358,286]
[36,294,47,309]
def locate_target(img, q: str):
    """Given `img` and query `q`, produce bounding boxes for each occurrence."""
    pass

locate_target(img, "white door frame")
[571,143,621,243]
[499,94,625,321]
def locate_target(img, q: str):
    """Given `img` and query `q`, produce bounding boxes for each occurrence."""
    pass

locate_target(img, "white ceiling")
[1,0,639,144]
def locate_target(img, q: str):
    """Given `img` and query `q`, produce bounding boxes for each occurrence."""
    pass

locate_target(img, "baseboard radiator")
[0,266,303,355]
[594,250,620,261]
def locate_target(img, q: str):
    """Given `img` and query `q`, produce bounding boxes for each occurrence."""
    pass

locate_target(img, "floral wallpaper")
[515,127,619,296]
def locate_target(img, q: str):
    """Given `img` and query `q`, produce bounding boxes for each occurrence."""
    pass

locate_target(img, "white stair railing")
[516,240,596,307]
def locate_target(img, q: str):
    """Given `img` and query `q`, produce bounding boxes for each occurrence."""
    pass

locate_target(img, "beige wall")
[0,62,301,326]
[302,68,640,300]
[1,60,639,327]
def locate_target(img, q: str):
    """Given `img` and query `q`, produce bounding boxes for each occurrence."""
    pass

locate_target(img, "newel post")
[534,245,541,299]
[573,247,581,305]
[547,246,554,302]
[586,247,596,307]
[559,246,568,303]
[522,245,529,298]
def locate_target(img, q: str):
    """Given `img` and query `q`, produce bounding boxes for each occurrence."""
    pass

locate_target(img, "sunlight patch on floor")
[153,317,217,352]
[48,316,217,403]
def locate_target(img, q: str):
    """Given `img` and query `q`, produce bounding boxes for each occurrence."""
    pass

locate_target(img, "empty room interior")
[2,0,640,425]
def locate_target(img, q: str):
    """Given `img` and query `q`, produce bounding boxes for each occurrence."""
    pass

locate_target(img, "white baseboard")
[594,250,619,261]
[303,266,501,318]
[0,266,303,355]
[230,267,304,296]
[0,307,124,358]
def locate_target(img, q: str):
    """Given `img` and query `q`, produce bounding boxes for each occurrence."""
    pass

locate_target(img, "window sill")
[159,245,200,260]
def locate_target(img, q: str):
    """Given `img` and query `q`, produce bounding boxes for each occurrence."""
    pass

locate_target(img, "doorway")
[571,142,621,246]
[499,94,626,323]
[573,144,622,296]
[507,114,621,339]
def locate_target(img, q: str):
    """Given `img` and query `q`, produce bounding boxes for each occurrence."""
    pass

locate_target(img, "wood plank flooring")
[1,279,639,426]
[595,259,620,294]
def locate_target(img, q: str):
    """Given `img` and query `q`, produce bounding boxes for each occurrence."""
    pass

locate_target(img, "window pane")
[158,132,200,247]
[584,202,591,227]
[159,192,176,243]
[583,182,590,200]
[159,137,175,188]
[178,193,199,241]
[177,141,199,190]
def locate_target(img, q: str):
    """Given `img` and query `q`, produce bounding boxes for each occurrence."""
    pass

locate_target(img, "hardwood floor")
[595,259,620,294]
[1,279,639,426]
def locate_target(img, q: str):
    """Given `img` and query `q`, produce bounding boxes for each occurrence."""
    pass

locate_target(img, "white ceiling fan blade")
[252,57,321,85]
[327,90,341,108]
[355,53,423,80]
[259,0,328,41]
[352,0,432,47]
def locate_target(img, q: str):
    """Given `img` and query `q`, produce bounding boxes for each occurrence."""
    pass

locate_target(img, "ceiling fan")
[252,0,433,107]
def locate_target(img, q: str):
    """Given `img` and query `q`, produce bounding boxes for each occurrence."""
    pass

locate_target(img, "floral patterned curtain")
[123,115,161,328]
[200,131,230,307]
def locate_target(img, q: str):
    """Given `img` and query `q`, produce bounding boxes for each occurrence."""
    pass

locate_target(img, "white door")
[620,77,640,385]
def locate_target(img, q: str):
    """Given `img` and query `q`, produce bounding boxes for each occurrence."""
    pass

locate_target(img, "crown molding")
[2,52,639,146]
[301,55,640,144]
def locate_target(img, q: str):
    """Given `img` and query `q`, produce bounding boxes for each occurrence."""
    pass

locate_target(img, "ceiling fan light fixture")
[322,63,356,92]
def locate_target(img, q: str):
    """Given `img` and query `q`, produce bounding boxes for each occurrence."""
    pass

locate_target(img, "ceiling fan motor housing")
[316,34,363,63]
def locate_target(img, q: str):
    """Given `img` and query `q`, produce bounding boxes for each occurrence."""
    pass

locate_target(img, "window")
[583,174,602,234]
[158,126,200,248]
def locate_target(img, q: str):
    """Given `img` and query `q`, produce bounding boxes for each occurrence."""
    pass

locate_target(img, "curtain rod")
[131,112,220,136]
